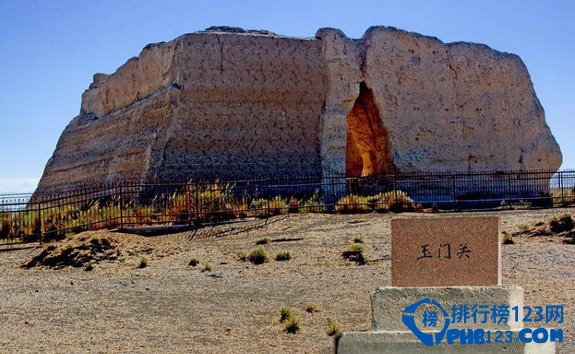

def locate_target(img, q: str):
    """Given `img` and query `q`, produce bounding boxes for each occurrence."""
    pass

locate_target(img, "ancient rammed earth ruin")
[35,26,562,196]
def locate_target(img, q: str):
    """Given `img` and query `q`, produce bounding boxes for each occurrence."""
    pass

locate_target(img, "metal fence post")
[119,185,124,229]
[559,171,565,206]
[266,179,271,216]
[186,183,191,225]
[451,174,456,207]
[37,201,43,244]
[393,174,398,204]
[330,176,335,211]
[507,173,512,209]
[195,182,200,222]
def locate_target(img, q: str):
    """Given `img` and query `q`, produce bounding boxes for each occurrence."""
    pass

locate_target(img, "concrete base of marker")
[336,285,556,353]
[372,285,525,331]
[336,330,555,353]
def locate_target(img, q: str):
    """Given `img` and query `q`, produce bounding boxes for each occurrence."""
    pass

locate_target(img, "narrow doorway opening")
[346,82,395,177]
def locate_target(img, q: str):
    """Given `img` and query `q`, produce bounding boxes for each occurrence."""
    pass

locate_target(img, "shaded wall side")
[35,42,181,196]
[34,91,178,196]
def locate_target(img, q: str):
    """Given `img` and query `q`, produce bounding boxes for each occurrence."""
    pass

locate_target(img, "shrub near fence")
[0,194,40,245]
[1,169,574,246]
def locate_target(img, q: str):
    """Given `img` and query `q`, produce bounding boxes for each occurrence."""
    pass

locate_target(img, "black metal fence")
[1,169,574,246]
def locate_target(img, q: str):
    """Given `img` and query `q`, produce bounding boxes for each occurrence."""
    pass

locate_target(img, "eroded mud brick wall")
[362,27,561,174]
[162,33,327,182]
[36,31,327,195]
[35,26,562,196]
[37,42,180,194]
[317,27,561,179]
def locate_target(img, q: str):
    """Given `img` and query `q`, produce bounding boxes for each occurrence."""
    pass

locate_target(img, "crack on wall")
[357,41,368,79]
[217,36,224,75]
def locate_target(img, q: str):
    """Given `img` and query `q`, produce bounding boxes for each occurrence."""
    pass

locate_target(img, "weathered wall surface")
[362,27,561,173]
[34,26,562,196]
[36,28,327,195]
[159,32,327,182]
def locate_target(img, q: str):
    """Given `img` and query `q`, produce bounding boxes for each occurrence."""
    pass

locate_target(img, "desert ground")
[1,208,574,353]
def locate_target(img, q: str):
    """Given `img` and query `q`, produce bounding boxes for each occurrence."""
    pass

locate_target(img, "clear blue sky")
[0,0,573,192]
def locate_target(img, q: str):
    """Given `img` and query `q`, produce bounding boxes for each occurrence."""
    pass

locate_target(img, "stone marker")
[391,217,501,287]
[336,216,555,353]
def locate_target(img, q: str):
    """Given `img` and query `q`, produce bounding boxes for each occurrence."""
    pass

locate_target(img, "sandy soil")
[0,208,574,353]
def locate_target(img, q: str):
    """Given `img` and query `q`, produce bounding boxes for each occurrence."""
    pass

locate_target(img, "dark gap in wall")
[346,82,395,177]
